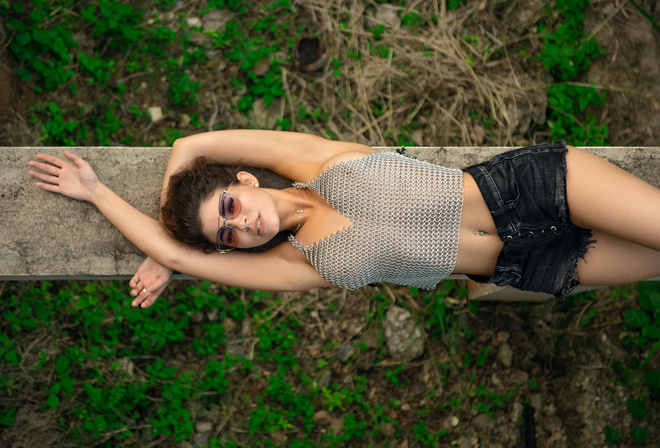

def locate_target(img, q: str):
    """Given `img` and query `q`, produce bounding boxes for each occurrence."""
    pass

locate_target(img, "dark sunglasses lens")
[219,192,241,219]
[217,226,238,251]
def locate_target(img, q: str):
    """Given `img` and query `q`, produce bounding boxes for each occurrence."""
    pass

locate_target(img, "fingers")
[63,150,86,168]
[28,160,61,176]
[131,287,152,308]
[27,159,63,187]
[28,168,60,185]
[32,153,66,167]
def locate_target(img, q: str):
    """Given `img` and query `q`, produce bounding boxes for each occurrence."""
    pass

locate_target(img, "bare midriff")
[453,172,504,277]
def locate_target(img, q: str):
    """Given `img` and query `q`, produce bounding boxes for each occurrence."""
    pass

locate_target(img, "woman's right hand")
[28,151,101,202]
[129,257,174,308]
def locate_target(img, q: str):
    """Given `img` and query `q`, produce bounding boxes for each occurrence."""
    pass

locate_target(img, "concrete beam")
[3,146,660,299]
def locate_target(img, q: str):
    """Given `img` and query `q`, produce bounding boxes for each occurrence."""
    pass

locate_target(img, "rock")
[472,413,496,433]
[202,10,230,32]
[498,342,513,368]
[250,98,279,129]
[195,421,213,433]
[225,338,246,357]
[384,306,425,360]
[374,4,400,28]
[472,125,486,145]
[318,369,332,389]
[337,344,355,363]
[381,422,395,437]
[510,401,524,423]
[313,410,332,425]
[222,318,237,333]
[330,417,343,435]
[179,113,191,127]
[186,17,201,28]
[410,130,424,146]
[195,434,208,446]
[147,106,163,123]
[497,331,510,343]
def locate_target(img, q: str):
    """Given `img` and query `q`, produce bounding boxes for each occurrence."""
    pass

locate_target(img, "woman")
[27,130,660,308]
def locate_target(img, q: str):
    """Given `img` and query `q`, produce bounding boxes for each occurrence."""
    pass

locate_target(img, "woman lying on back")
[27,130,660,307]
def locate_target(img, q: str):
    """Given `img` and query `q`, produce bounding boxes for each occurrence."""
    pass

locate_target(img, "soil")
[2,1,660,447]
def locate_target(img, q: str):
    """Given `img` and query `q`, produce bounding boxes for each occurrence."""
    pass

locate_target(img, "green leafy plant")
[4,1,77,92]
[538,0,608,145]
[607,282,660,444]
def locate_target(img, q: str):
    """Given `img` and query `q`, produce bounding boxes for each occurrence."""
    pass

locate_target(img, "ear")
[236,171,260,187]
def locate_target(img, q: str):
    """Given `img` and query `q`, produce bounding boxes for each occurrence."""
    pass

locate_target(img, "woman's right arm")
[163,130,375,191]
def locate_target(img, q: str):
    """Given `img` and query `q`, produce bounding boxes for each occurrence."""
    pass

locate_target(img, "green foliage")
[605,425,620,443]
[222,20,286,111]
[606,283,660,444]
[422,281,470,343]
[4,1,77,92]
[538,0,608,145]
[447,0,467,10]
[81,0,143,48]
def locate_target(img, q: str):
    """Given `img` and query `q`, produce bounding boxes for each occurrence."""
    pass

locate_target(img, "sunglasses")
[216,181,242,253]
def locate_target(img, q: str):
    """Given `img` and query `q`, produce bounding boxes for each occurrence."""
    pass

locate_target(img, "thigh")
[565,145,660,252]
[578,231,660,285]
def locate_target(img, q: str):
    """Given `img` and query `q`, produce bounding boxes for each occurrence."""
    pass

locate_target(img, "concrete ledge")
[3,145,660,298]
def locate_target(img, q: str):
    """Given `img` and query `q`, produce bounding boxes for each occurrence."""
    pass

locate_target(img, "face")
[199,181,281,250]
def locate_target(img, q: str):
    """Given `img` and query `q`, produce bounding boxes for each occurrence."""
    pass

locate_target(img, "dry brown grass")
[269,0,549,146]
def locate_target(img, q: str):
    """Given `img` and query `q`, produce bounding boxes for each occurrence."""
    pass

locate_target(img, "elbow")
[164,252,186,274]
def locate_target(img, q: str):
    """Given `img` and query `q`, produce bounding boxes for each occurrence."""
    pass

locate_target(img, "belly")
[453,172,504,276]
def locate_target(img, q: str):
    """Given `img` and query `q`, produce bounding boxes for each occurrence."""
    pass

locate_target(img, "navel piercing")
[473,231,485,236]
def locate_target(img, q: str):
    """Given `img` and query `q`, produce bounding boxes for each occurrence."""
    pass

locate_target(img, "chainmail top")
[288,151,464,290]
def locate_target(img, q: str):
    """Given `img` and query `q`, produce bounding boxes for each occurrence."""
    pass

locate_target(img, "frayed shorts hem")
[463,141,594,300]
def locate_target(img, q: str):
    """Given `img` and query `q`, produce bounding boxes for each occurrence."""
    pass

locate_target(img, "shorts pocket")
[487,161,520,208]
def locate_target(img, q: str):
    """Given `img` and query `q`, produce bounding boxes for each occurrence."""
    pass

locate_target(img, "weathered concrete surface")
[3,146,660,283]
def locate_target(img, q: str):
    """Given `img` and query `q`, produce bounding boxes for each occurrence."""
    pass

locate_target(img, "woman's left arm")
[27,151,331,301]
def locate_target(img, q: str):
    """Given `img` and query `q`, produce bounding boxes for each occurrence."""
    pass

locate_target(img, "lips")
[255,214,262,235]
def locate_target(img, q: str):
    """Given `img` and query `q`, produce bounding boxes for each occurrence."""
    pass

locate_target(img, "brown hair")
[161,157,239,253]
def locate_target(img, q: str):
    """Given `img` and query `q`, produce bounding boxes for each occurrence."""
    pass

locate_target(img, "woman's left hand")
[28,151,101,202]
[129,257,173,308]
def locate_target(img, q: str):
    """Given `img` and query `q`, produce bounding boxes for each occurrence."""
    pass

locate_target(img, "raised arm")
[163,130,375,194]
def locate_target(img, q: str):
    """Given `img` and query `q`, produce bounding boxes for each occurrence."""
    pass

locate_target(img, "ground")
[1,1,660,447]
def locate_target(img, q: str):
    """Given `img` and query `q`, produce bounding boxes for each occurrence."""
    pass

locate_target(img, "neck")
[272,188,306,232]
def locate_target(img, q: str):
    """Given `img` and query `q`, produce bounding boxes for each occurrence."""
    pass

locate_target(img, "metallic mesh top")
[288,151,464,290]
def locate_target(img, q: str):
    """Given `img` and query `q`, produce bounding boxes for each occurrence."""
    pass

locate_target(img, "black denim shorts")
[463,140,594,300]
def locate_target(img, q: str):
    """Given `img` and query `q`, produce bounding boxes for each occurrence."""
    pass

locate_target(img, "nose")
[224,213,249,231]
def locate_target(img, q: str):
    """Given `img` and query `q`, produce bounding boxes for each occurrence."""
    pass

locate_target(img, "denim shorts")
[463,141,594,300]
